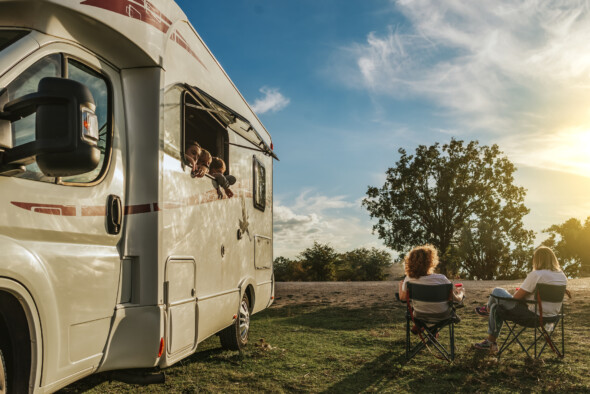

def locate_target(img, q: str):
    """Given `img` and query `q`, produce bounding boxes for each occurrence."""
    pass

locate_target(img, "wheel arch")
[0,278,43,393]
[238,277,256,312]
[0,236,61,391]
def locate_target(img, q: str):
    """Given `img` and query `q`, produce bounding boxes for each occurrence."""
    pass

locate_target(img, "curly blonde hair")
[405,244,439,279]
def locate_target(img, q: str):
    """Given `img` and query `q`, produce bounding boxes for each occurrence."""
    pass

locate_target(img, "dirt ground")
[273,278,590,308]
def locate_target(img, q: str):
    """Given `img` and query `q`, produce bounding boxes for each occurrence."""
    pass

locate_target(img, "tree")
[339,248,393,281]
[456,218,533,279]
[363,139,531,277]
[542,217,590,278]
[273,256,306,281]
[299,242,338,281]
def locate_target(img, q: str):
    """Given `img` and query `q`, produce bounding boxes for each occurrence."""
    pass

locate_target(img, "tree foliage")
[456,218,533,279]
[363,139,532,278]
[299,242,338,281]
[542,217,590,278]
[273,244,393,281]
[338,248,393,281]
[273,256,306,282]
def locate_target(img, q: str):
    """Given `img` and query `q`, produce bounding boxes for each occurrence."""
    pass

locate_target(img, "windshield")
[0,30,30,52]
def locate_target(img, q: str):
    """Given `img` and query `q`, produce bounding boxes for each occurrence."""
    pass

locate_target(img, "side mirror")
[0,77,100,177]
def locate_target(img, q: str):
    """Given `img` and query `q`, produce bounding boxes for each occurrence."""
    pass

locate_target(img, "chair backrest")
[407,283,452,302]
[536,284,566,303]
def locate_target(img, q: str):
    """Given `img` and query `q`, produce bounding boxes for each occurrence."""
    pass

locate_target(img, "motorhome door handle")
[106,194,122,235]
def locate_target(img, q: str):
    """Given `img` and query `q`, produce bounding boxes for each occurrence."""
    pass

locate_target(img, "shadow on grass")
[263,304,407,331]
[57,372,110,393]
[322,351,405,393]
[320,343,486,393]
[59,347,234,393]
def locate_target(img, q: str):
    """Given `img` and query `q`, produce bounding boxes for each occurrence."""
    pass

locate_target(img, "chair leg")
[536,328,548,358]
[406,324,454,362]
[499,322,531,358]
[449,323,455,360]
[423,327,452,361]
[561,313,565,357]
[533,329,537,360]
[537,323,564,359]
[406,316,410,360]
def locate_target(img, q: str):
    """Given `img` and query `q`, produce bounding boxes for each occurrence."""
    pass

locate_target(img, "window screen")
[253,156,266,211]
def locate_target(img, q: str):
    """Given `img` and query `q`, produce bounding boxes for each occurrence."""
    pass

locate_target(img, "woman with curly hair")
[398,245,461,318]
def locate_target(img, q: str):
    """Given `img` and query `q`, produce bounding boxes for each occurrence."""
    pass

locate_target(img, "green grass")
[62,294,590,393]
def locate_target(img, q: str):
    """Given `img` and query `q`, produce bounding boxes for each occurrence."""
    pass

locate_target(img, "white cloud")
[334,0,590,177]
[273,191,386,259]
[251,86,290,114]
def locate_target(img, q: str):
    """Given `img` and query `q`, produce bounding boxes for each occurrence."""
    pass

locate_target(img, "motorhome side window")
[5,54,111,184]
[253,156,266,211]
[182,91,228,172]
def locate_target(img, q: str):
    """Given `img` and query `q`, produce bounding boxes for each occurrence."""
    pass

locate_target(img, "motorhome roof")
[0,0,274,146]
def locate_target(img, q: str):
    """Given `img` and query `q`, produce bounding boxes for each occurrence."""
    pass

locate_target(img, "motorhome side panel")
[158,20,274,365]
[160,38,242,364]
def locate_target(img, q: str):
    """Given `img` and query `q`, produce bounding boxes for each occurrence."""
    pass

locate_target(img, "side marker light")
[158,337,165,358]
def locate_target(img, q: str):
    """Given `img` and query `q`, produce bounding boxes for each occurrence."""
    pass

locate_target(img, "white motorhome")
[0,0,276,392]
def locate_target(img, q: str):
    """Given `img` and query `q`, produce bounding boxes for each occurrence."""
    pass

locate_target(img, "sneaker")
[473,339,498,353]
[474,306,489,317]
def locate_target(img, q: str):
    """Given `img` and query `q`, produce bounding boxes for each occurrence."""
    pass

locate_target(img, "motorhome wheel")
[219,294,250,350]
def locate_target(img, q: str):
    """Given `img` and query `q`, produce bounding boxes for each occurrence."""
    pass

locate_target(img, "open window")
[182,91,228,173]
[253,156,266,211]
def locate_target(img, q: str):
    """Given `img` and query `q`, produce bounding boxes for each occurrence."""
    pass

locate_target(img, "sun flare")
[541,127,590,178]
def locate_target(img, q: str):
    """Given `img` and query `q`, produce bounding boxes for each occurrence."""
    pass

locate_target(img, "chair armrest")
[490,294,536,304]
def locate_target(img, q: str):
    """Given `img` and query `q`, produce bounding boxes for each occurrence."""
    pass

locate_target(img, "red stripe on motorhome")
[170,31,208,70]
[10,202,77,216]
[10,186,256,217]
[80,1,207,68]
[80,0,171,33]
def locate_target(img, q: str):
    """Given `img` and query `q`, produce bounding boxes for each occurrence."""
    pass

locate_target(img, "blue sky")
[178,0,590,259]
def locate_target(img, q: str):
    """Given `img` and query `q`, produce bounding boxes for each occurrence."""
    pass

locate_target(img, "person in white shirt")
[398,245,462,320]
[473,246,568,352]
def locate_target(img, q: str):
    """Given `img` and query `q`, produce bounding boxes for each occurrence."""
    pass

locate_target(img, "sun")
[553,128,590,177]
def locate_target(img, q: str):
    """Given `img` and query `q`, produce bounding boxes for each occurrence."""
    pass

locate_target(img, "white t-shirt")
[520,269,567,316]
[402,274,451,317]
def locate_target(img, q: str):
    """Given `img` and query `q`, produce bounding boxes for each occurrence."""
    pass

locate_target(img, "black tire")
[0,347,6,394]
[219,293,250,351]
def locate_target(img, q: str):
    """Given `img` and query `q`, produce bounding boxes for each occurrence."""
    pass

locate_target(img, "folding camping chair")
[405,282,460,362]
[494,284,565,359]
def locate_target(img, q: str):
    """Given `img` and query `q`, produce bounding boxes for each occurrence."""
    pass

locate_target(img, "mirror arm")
[1,140,38,165]
[0,92,68,122]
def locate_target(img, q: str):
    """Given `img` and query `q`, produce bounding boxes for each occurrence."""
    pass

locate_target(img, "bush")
[275,244,392,281]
